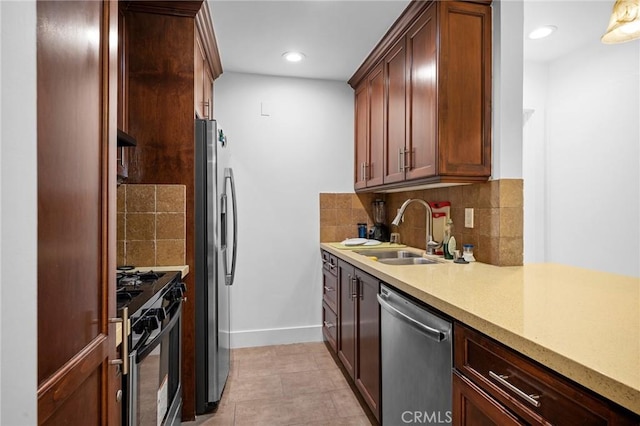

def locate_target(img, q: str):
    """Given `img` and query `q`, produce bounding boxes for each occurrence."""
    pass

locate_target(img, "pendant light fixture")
[601,0,640,43]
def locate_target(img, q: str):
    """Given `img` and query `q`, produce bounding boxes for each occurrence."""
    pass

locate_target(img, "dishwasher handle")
[377,294,446,342]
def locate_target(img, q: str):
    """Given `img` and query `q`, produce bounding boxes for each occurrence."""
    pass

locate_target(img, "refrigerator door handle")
[224,167,238,286]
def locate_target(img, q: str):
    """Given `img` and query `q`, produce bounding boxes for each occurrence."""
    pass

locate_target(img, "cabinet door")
[355,270,381,421]
[117,6,129,181]
[383,38,408,184]
[204,66,213,119]
[354,82,368,190]
[453,371,524,426]
[406,4,437,180]
[322,263,338,312]
[438,1,491,177]
[338,261,356,379]
[194,34,205,118]
[367,63,385,187]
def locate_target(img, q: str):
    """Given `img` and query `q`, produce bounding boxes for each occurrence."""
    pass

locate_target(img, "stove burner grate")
[116,270,165,288]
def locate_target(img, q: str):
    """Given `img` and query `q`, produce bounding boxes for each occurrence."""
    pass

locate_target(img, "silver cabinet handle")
[364,163,370,180]
[322,259,336,269]
[109,306,129,375]
[323,321,335,329]
[358,278,364,300]
[351,277,358,300]
[323,286,334,292]
[398,147,405,172]
[406,148,414,171]
[360,163,365,181]
[489,371,541,408]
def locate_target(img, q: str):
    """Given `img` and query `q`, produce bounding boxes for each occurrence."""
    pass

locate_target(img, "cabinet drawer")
[322,269,338,312]
[454,323,636,425]
[322,251,338,277]
[322,302,338,353]
[453,371,524,426]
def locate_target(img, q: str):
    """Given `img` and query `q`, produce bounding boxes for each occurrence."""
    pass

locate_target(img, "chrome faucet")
[391,199,440,255]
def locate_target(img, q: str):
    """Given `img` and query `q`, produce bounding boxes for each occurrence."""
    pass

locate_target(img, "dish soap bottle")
[443,218,455,260]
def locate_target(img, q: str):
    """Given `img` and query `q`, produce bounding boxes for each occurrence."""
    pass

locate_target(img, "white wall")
[524,42,640,277]
[0,1,38,423]
[492,0,524,180]
[522,62,548,264]
[213,72,354,347]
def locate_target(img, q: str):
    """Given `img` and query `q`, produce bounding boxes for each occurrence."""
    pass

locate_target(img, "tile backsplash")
[320,179,523,266]
[117,184,186,267]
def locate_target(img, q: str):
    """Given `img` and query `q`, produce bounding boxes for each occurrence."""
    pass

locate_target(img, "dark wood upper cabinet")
[383,37,408,185]
[354,62,384,189]
[350,0,492,192]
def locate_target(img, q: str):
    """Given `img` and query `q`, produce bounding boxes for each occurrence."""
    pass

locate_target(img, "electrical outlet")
[465,208,474,228]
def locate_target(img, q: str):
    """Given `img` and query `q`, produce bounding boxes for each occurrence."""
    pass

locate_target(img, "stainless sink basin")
[353,250,421,259]
[377,257,441,265]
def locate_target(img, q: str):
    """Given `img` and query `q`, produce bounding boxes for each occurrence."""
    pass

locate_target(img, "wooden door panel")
[406,5,437,180]
[37,0,118,424]
[354,83,368,190]
[355,271,380,420]
[453,372,524,426]
[338,262,356,379]
[367,64,384,187]
[438,2,492,176]
[384,38,407,184]
[41,357,103,426]
[194,34,205,118]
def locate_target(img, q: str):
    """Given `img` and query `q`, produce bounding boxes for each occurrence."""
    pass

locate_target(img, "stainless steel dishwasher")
[378,284,453,425]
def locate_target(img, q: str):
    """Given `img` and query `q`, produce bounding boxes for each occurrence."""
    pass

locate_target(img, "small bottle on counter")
[357,223,367,238]
[463,244,476,262]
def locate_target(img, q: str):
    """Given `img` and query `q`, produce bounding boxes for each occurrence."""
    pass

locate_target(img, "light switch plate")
[465,208,474,228]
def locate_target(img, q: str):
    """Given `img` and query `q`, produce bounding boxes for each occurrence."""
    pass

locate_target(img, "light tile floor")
[188,342,374,426]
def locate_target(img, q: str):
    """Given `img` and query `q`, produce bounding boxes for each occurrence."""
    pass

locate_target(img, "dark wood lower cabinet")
[338,260,357,379]
[454,323,639,426]
[337,259,381,421]
[453,371,524,426]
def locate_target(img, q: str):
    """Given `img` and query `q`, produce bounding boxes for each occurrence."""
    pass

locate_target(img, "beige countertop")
[321,243,640,415]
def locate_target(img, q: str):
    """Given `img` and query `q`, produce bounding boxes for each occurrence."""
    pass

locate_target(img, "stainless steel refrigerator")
[194,118,237,414]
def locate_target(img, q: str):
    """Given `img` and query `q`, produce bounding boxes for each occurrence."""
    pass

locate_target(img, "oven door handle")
[136,302,182,362]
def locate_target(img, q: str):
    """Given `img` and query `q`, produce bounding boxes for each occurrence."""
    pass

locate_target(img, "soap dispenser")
[443,218,455,260]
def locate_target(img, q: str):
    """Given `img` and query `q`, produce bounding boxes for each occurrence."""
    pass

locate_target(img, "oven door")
[128,301,182,426]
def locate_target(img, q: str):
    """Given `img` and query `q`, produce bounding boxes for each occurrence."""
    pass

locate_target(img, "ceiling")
[208,0,411,81]
[208,0,617,81]
[524,1,614,63]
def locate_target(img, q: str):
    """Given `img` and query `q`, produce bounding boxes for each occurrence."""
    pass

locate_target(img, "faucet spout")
[391,199,440,255]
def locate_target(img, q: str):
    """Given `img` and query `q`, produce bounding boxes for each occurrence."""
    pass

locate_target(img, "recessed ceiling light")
[528,25,557,40]
[282,51,305,63]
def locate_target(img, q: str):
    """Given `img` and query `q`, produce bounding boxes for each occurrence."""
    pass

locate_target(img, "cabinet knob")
[116,389,122,403]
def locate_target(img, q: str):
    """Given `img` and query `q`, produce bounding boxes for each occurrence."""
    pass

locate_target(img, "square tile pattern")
[117,184,186,266]
[319,179,524,266]
[188,343,374,426]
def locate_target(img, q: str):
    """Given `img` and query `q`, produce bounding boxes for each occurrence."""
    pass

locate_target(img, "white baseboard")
[230,324,323,348]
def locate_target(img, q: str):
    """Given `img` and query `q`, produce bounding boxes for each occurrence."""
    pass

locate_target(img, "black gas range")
[117,269,182,318]
[116,269,186,426]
